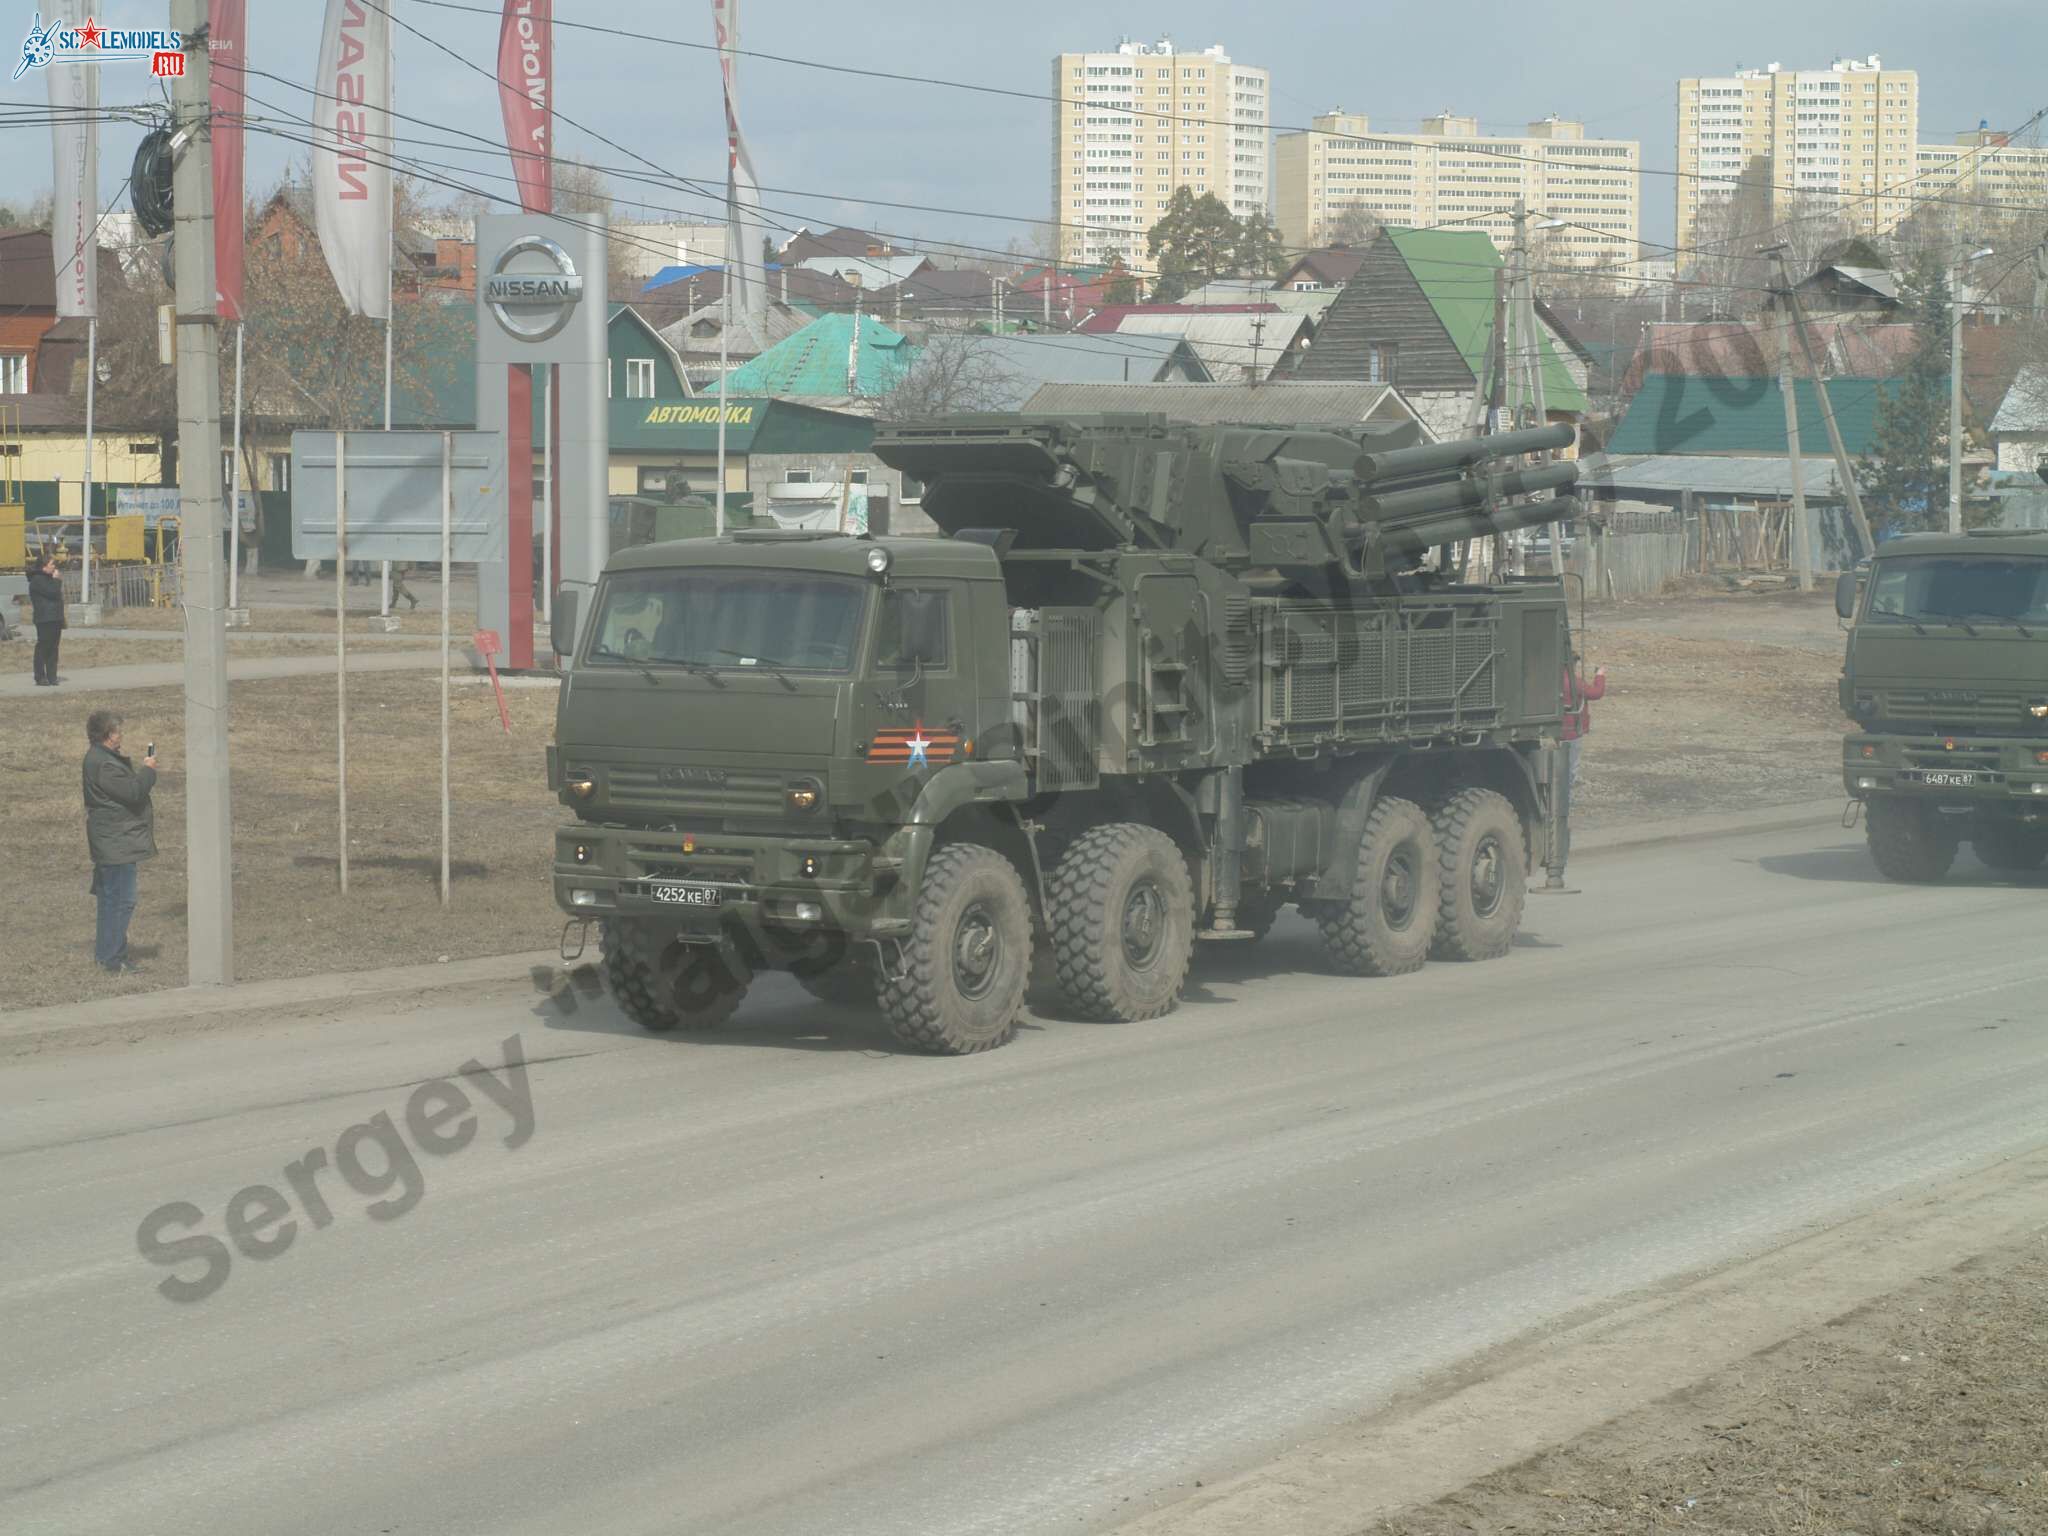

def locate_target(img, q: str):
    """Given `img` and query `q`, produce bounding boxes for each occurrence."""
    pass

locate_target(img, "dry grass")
[1,669,566,1010]
[74,602,484,635]
[17,635,341,672]
[1372,1233,2048,1535]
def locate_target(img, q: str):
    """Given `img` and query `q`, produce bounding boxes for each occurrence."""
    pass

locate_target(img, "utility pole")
[1510,200,1563,576]
[1768,247,1874,557]
[1774,289,1813,590]
[1949,242,1993,535]
[172,0,234,986]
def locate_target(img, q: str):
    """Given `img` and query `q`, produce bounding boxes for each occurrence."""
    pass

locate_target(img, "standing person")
[1556,654,1608,868]
[28,553,65,686]
[82,710,158,974]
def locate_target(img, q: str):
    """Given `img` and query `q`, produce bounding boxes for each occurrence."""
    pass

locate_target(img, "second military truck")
[550,414,1581,1052]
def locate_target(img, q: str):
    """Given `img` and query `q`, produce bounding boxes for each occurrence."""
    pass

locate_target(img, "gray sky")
[2,0,2042,260]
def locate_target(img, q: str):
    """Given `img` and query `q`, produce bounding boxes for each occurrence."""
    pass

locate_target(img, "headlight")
[565,771,595,801]
[2028,703,2048,719]
[786,778,822,813]
[865,545,893,577]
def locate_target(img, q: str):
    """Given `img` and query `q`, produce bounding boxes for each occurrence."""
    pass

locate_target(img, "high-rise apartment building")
[1273,111,1640,274]
[1916,125,2048,222]
[1675,55,1920,251]
[1051,38,1271,268]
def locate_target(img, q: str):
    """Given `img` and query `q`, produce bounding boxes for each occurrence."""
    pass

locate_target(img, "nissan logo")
[485,234,585,343]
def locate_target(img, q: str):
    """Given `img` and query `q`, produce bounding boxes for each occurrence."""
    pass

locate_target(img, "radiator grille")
[606,766,789,820]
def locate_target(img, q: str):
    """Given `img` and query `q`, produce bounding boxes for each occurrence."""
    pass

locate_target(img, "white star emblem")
[906,730,931,767]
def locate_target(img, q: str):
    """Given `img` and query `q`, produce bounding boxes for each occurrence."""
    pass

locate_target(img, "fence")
[1566,510,1690,600]
[58,561,182,612]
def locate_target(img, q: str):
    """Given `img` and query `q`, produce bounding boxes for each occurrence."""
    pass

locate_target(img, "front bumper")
[551,822,925,939]
[1842,733,2048,805]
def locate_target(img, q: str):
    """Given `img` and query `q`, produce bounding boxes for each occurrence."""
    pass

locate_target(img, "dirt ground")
[1,670,566,1010]
[1369,1229,2048,1536]
[11,633,365,672]
[1571,587,1847,830]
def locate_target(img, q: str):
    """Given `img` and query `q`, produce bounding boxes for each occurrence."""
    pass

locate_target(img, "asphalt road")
[5,822,2046,1536]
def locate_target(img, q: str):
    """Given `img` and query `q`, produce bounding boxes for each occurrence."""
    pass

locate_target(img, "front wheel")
[1866,798,1960,883]
[1318,796,1439,977]
[599,920,750,1031]
[878,844,1033,1054]
[1431,789,1527,961]
[1047,824,1196,1022]
[1972,825,2048,872]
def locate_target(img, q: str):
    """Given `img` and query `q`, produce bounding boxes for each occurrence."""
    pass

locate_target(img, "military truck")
[1837,527,2048,880]
[548,414,1581,1053]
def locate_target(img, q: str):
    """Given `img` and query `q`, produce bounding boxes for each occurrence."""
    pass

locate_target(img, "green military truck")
[548,414,1581,1053]
[1837,527,2048,880]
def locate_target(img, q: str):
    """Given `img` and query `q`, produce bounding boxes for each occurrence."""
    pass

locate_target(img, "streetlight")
[1950,245,1995,535]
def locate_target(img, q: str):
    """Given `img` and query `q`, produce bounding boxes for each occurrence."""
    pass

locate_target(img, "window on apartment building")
[0,353,25,393]
[625,358,657,399]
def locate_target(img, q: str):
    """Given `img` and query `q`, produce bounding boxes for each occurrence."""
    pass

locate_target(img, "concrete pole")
[715,277,729,535]
[1776,294,1813,589]
[228,320,244,607]
[172,0,234,985]
[1772,251,1874,556]
[440,430,452,908]
[81,317,94,605]
[540,364,552,625]
[1949,248,1964,536]
[334,429,349,895]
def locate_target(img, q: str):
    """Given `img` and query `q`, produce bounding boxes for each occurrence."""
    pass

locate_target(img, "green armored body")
[1837,528,2048,880]
[549,413,1581,1052]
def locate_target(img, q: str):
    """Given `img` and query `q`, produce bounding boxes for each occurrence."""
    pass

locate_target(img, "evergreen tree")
[1103,257,1139,305]
[1859,253,1952,534]
[1144,188,1249,304]
[1233,214,1288,282]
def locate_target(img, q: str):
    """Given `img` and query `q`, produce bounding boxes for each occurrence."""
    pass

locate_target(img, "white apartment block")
[1274,111,1640,274]
[1051,38,1272,268]
[1676,55,1920,250]
[1916,126,2048,225]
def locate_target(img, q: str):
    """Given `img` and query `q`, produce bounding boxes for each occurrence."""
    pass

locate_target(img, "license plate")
[649,881,721,907]
[1915,771,1978,788]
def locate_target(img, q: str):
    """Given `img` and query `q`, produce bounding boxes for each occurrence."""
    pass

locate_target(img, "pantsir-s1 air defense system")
[549,414,1581,1052]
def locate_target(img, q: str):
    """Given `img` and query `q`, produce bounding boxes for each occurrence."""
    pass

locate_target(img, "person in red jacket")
[1557,655,1607,861]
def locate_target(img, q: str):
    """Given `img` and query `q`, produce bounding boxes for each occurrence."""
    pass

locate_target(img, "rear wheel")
[1866,798,1960,883]
[1048,824,1196,1022]
[1318,796,1439,977]
[879,844,1032,1054]
[1431,789,1527,961]
[1972,825,2048,872]
[600,919,750,1031]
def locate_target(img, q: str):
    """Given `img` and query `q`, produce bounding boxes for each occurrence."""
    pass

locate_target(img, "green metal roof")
[722,312,917,397]
[1383,228,1588,415]
[1607,373,1903,457]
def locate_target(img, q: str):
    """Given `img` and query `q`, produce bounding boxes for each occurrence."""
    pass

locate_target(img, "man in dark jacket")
[27,554,65,686]
[82,709,158,973]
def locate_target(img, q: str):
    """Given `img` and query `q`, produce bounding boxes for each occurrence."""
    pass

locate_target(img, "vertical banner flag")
[498,0,552,213]
[313,0,392,319]
[712,0,767,325]
[45,0,97,318]
[210,0,247,321]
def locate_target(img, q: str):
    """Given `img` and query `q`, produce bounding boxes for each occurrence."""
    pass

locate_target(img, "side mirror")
[1833,569,1858,621]
[550,587,581,661]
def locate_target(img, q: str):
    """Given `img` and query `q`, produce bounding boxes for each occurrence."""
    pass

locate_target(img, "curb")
[1573,798,1847,858]
[0,948,563,1057]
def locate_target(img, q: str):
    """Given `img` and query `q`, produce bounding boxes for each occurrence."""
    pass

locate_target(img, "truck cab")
[1838,528,2048,879]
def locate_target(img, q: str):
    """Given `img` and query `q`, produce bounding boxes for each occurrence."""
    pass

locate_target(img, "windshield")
[587,568,866,672]
[1863,555,2048,627]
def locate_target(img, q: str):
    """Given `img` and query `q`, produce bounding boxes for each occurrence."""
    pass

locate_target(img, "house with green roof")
[1291,227,1589,441]
[1605,374,1902,458]
[721,312,918,398]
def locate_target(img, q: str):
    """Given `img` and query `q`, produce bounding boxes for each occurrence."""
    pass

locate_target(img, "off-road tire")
[1866,798,1960,883]
[1047,824,1196,1021]
[794,955,880,1009]
[600,919,682,1032]
[1318,796,1439,977]
[1972,826,2048,872]
[600,919,750,1031]
[1430,789,1527,961]
[878,844,1033,1054]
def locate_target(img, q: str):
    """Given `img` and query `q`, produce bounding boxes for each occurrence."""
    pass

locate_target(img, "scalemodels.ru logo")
[13,11,186,81]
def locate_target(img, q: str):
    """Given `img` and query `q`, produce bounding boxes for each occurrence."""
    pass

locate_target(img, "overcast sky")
[2,0,2041,258]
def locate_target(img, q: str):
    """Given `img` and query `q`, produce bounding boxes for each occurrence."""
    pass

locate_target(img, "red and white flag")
[312,0,392,319]
[498,0,552,214]
[209,0,247,320]
[45,0,97,319]
[713,0,767,325]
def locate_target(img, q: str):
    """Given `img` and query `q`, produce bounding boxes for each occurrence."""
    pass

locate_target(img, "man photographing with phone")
[82,710,158,974]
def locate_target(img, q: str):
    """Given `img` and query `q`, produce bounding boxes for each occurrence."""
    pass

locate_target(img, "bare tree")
[1318,204,1381,249]
[878,333,1023,419]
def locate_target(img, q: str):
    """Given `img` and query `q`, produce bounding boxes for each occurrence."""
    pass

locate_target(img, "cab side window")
[873,588,950,670]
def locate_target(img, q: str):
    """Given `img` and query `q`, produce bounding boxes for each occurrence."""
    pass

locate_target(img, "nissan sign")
[484,234,586,343]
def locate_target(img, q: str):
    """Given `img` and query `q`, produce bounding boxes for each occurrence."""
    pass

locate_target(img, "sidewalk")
[0,648,460,699]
